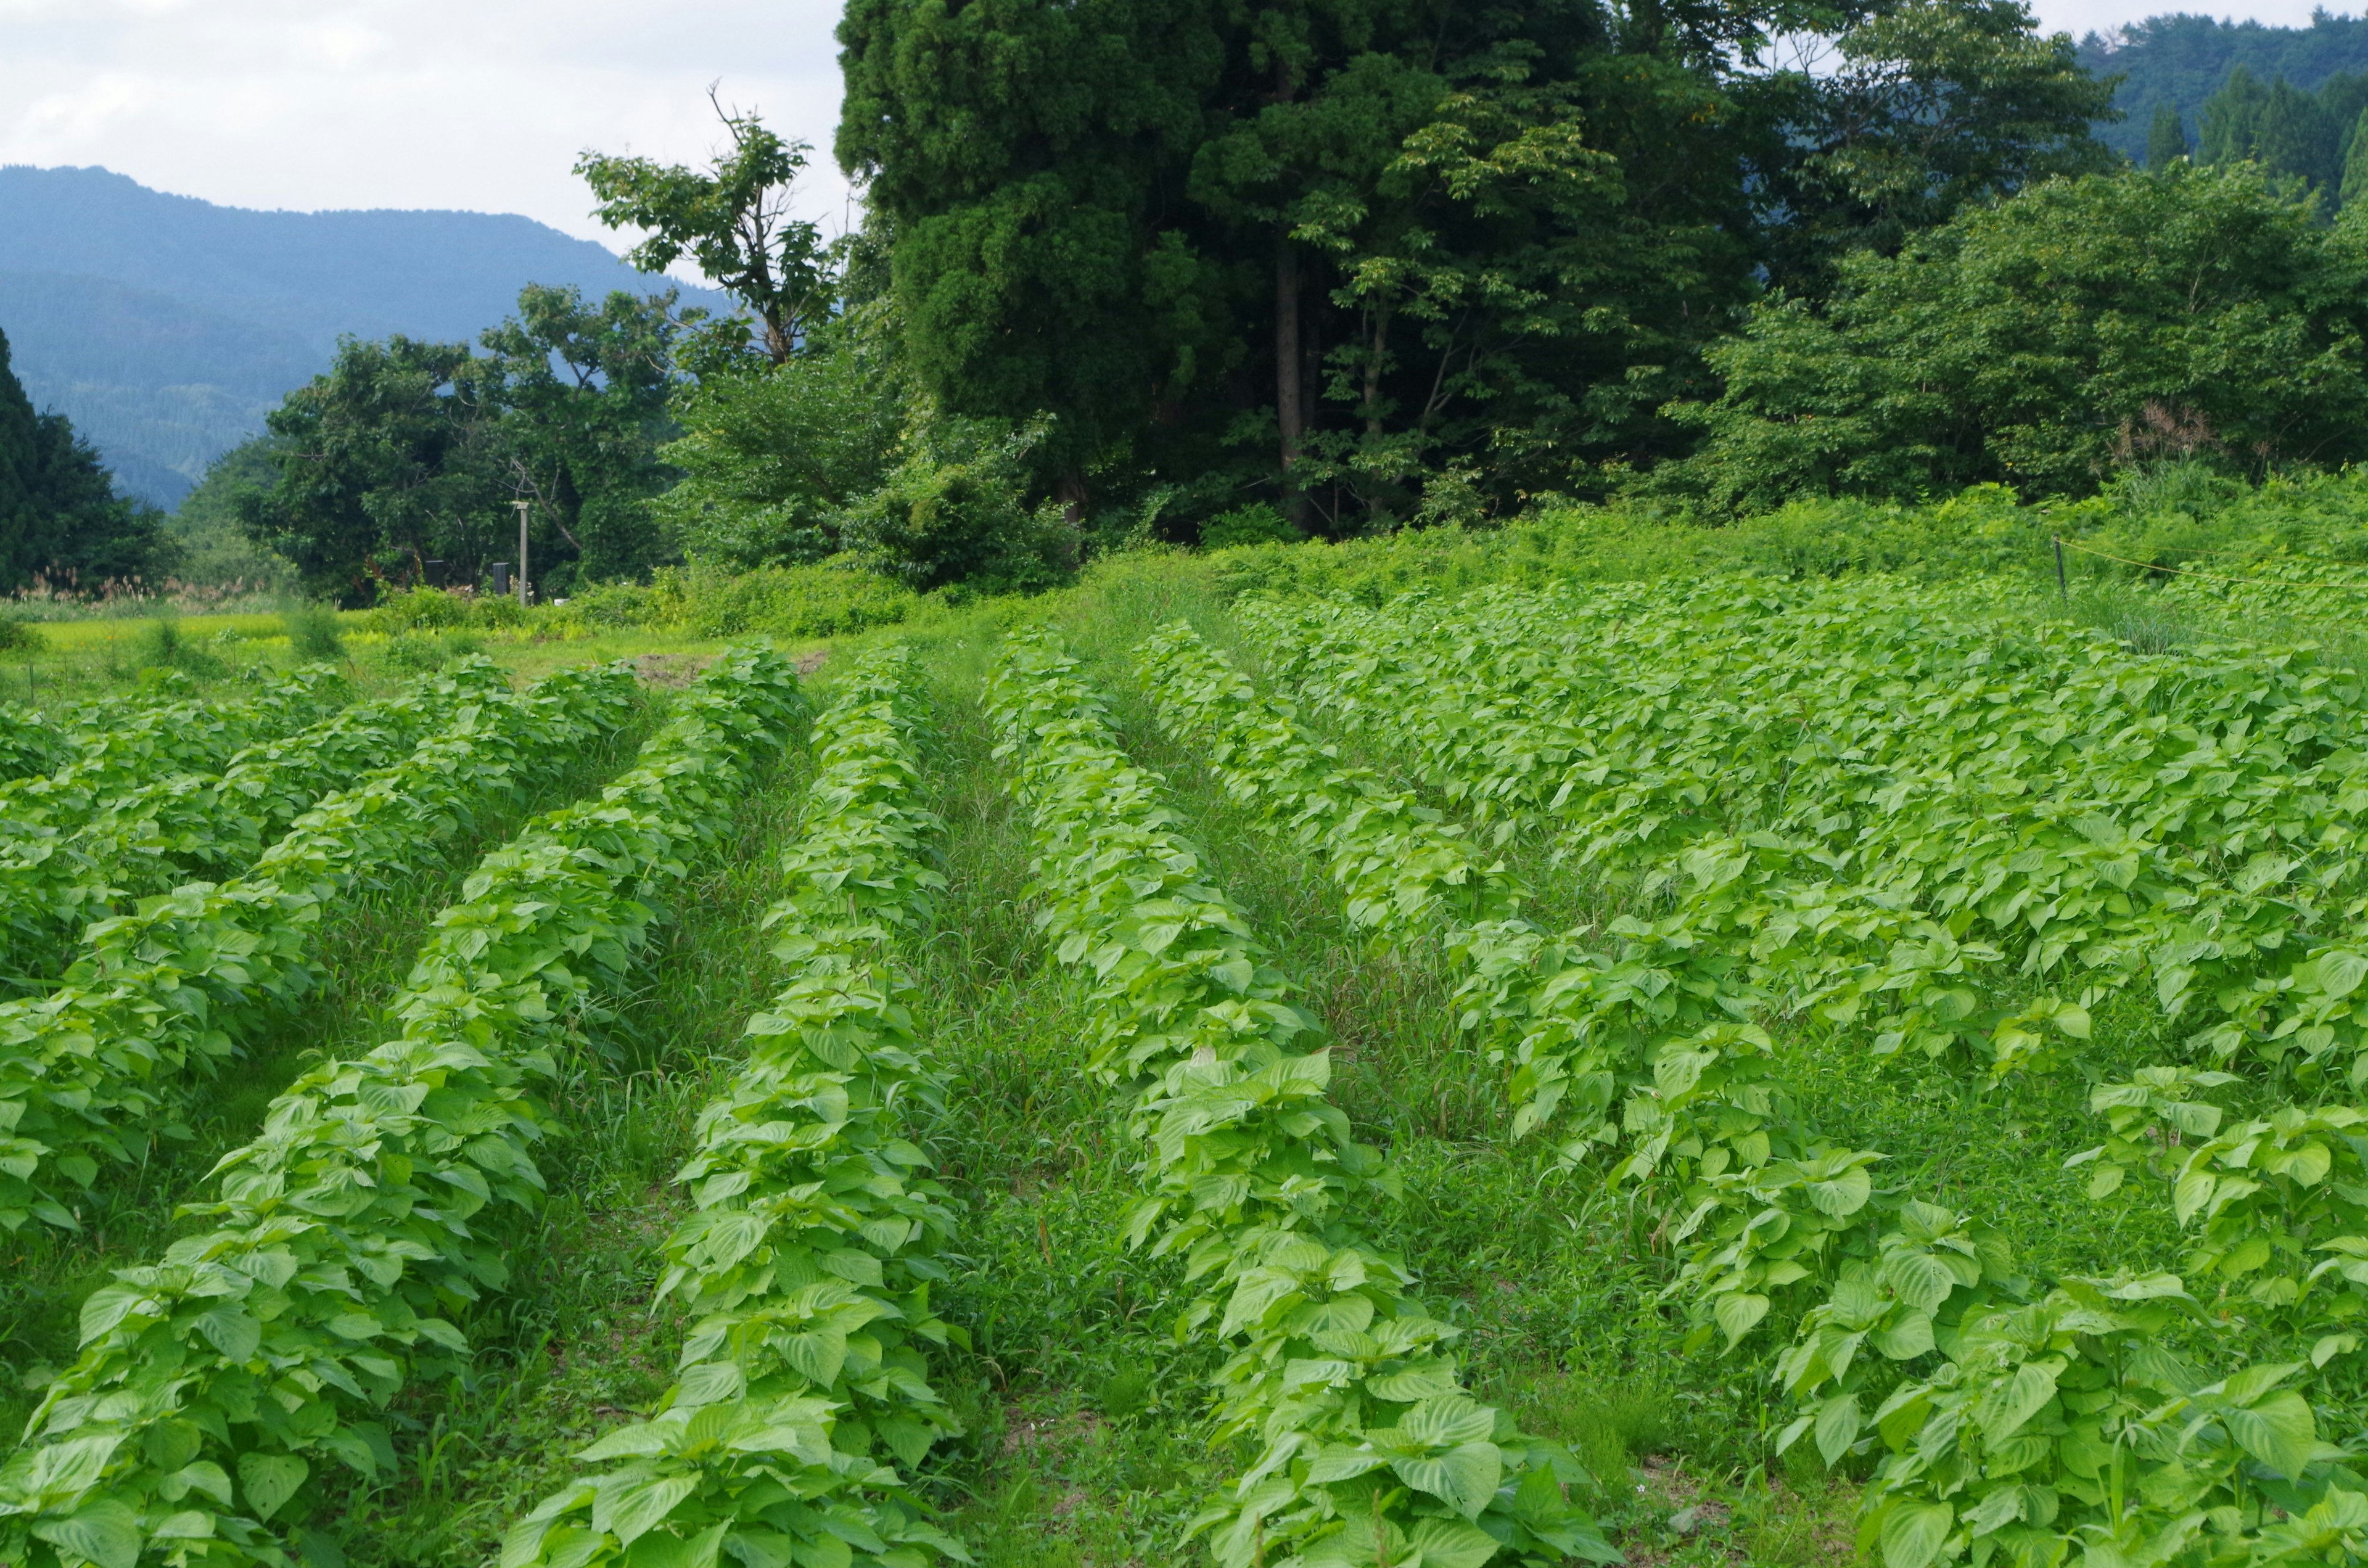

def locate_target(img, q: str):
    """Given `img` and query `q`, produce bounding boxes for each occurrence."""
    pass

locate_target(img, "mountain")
[0,165,723,508]
[2078,12,2368,165]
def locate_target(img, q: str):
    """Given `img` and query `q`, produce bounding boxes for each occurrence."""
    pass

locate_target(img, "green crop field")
[0,549,2366,1568]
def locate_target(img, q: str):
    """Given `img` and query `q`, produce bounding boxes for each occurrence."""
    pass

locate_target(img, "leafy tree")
[1657,163,2368,508]
[577,99,834,368]
[650,307,906,569]
[2343,107,2368,207]
[169,437,298,588]
[0,326,172,593]
[835,0,2119,530]
[836,0,1228,506]
[2148,101,2190,166]
[240,289,686,602]
[478,284,682,585]
[1746,0,2120,292]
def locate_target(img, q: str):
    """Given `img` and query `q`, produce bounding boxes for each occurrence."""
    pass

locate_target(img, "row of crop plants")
[1134,593,2368,1566]
[501,644,968,1568]
[989,626,1616,1568]
[0,659,646,1237]
[0,660,503,988]
[0,647,807,1567]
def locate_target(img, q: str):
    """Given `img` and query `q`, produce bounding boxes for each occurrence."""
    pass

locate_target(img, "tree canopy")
[835,0,2116,533]
[237,286,684,603]
[0,326,171,593]
[1657,162,2368,508]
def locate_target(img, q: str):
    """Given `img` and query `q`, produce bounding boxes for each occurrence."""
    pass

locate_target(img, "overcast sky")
[0,0,2343,256]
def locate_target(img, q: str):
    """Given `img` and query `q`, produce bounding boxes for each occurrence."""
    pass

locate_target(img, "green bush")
[1200,504,1299,549]
[380,633,447,674]
[670,563,920,639]
[134,615,226,678]
[281,603,345,662]
[0,619,46,655]
[365,586,527,636]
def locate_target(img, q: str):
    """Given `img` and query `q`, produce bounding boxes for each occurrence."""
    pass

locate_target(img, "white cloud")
[0,0,850,261]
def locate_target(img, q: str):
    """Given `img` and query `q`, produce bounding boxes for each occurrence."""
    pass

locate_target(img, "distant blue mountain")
[0,165,724,507]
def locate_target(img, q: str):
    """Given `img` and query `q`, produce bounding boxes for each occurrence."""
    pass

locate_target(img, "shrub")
[672,562,920,639]
[282,603,345,662]
[0,619,46,655]
[1201,503,1299,548]
[380,633,447,674]
[134,615,226,677]
[365,585,526,636]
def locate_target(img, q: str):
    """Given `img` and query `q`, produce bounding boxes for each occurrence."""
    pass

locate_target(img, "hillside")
[0,165,723,509]
[2078,10,2368,162]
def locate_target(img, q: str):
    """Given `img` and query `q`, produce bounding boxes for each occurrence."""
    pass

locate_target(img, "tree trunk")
[1276,236,1303,476]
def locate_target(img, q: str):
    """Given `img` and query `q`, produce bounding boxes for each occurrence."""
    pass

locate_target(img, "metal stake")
[2053,536,2068,604]
[512,499,532,607]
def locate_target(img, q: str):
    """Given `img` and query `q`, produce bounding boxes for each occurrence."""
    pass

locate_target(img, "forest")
[7,0,2368,611]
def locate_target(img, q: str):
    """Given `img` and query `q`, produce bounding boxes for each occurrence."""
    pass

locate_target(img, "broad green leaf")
[239,1451,308,1522]
[2222,1389,2317,1480]
[1879,1500,1954,1568]
[590,1472,697,1546]
[31,1500,142,1568]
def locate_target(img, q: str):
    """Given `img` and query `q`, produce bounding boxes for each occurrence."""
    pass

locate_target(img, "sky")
[0,0,857,260]
[0,0,2344,253]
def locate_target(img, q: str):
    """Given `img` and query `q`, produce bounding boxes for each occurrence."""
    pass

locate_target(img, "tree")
[2343,105,2368,207]
[478,284,684,585]
[1746,0,2121,293]
[650,306,906,568]
[2148,101,2190,166]
[837,0,1230,506]
[577,99,834,367]
[834,0,2122,531]
[170,437,298,588]
[0,327,172,593]
[240,288,686,602]
[1657,163,2368,509]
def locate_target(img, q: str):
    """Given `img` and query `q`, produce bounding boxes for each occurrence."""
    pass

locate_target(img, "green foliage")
[0,650,799,1567]
[2197,64,2364,195]
[1200,504,1299,549]
[837,0,2119,523]
[1750,0,2119,293]
[841,418,1075,594]
[987,628,1616,1568]
[168,438,299,591]
[649,316,905,569]
[363,586,526,636]
[1659,163,2368,507]
[0,659,622,1236]
[239,286,686,604]
[0,618,46,656]
[578,103,834,370]
[279,603,344,662]
[0,326,175,593]
[506,646,967,1568]
[2148,101,2190,166]
[1163,577,2368,1559]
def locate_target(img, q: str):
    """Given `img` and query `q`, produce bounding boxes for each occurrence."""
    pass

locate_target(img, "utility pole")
[511,499,532,607]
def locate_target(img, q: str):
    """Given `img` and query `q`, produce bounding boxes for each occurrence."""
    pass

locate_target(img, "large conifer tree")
[0,327,169,592]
